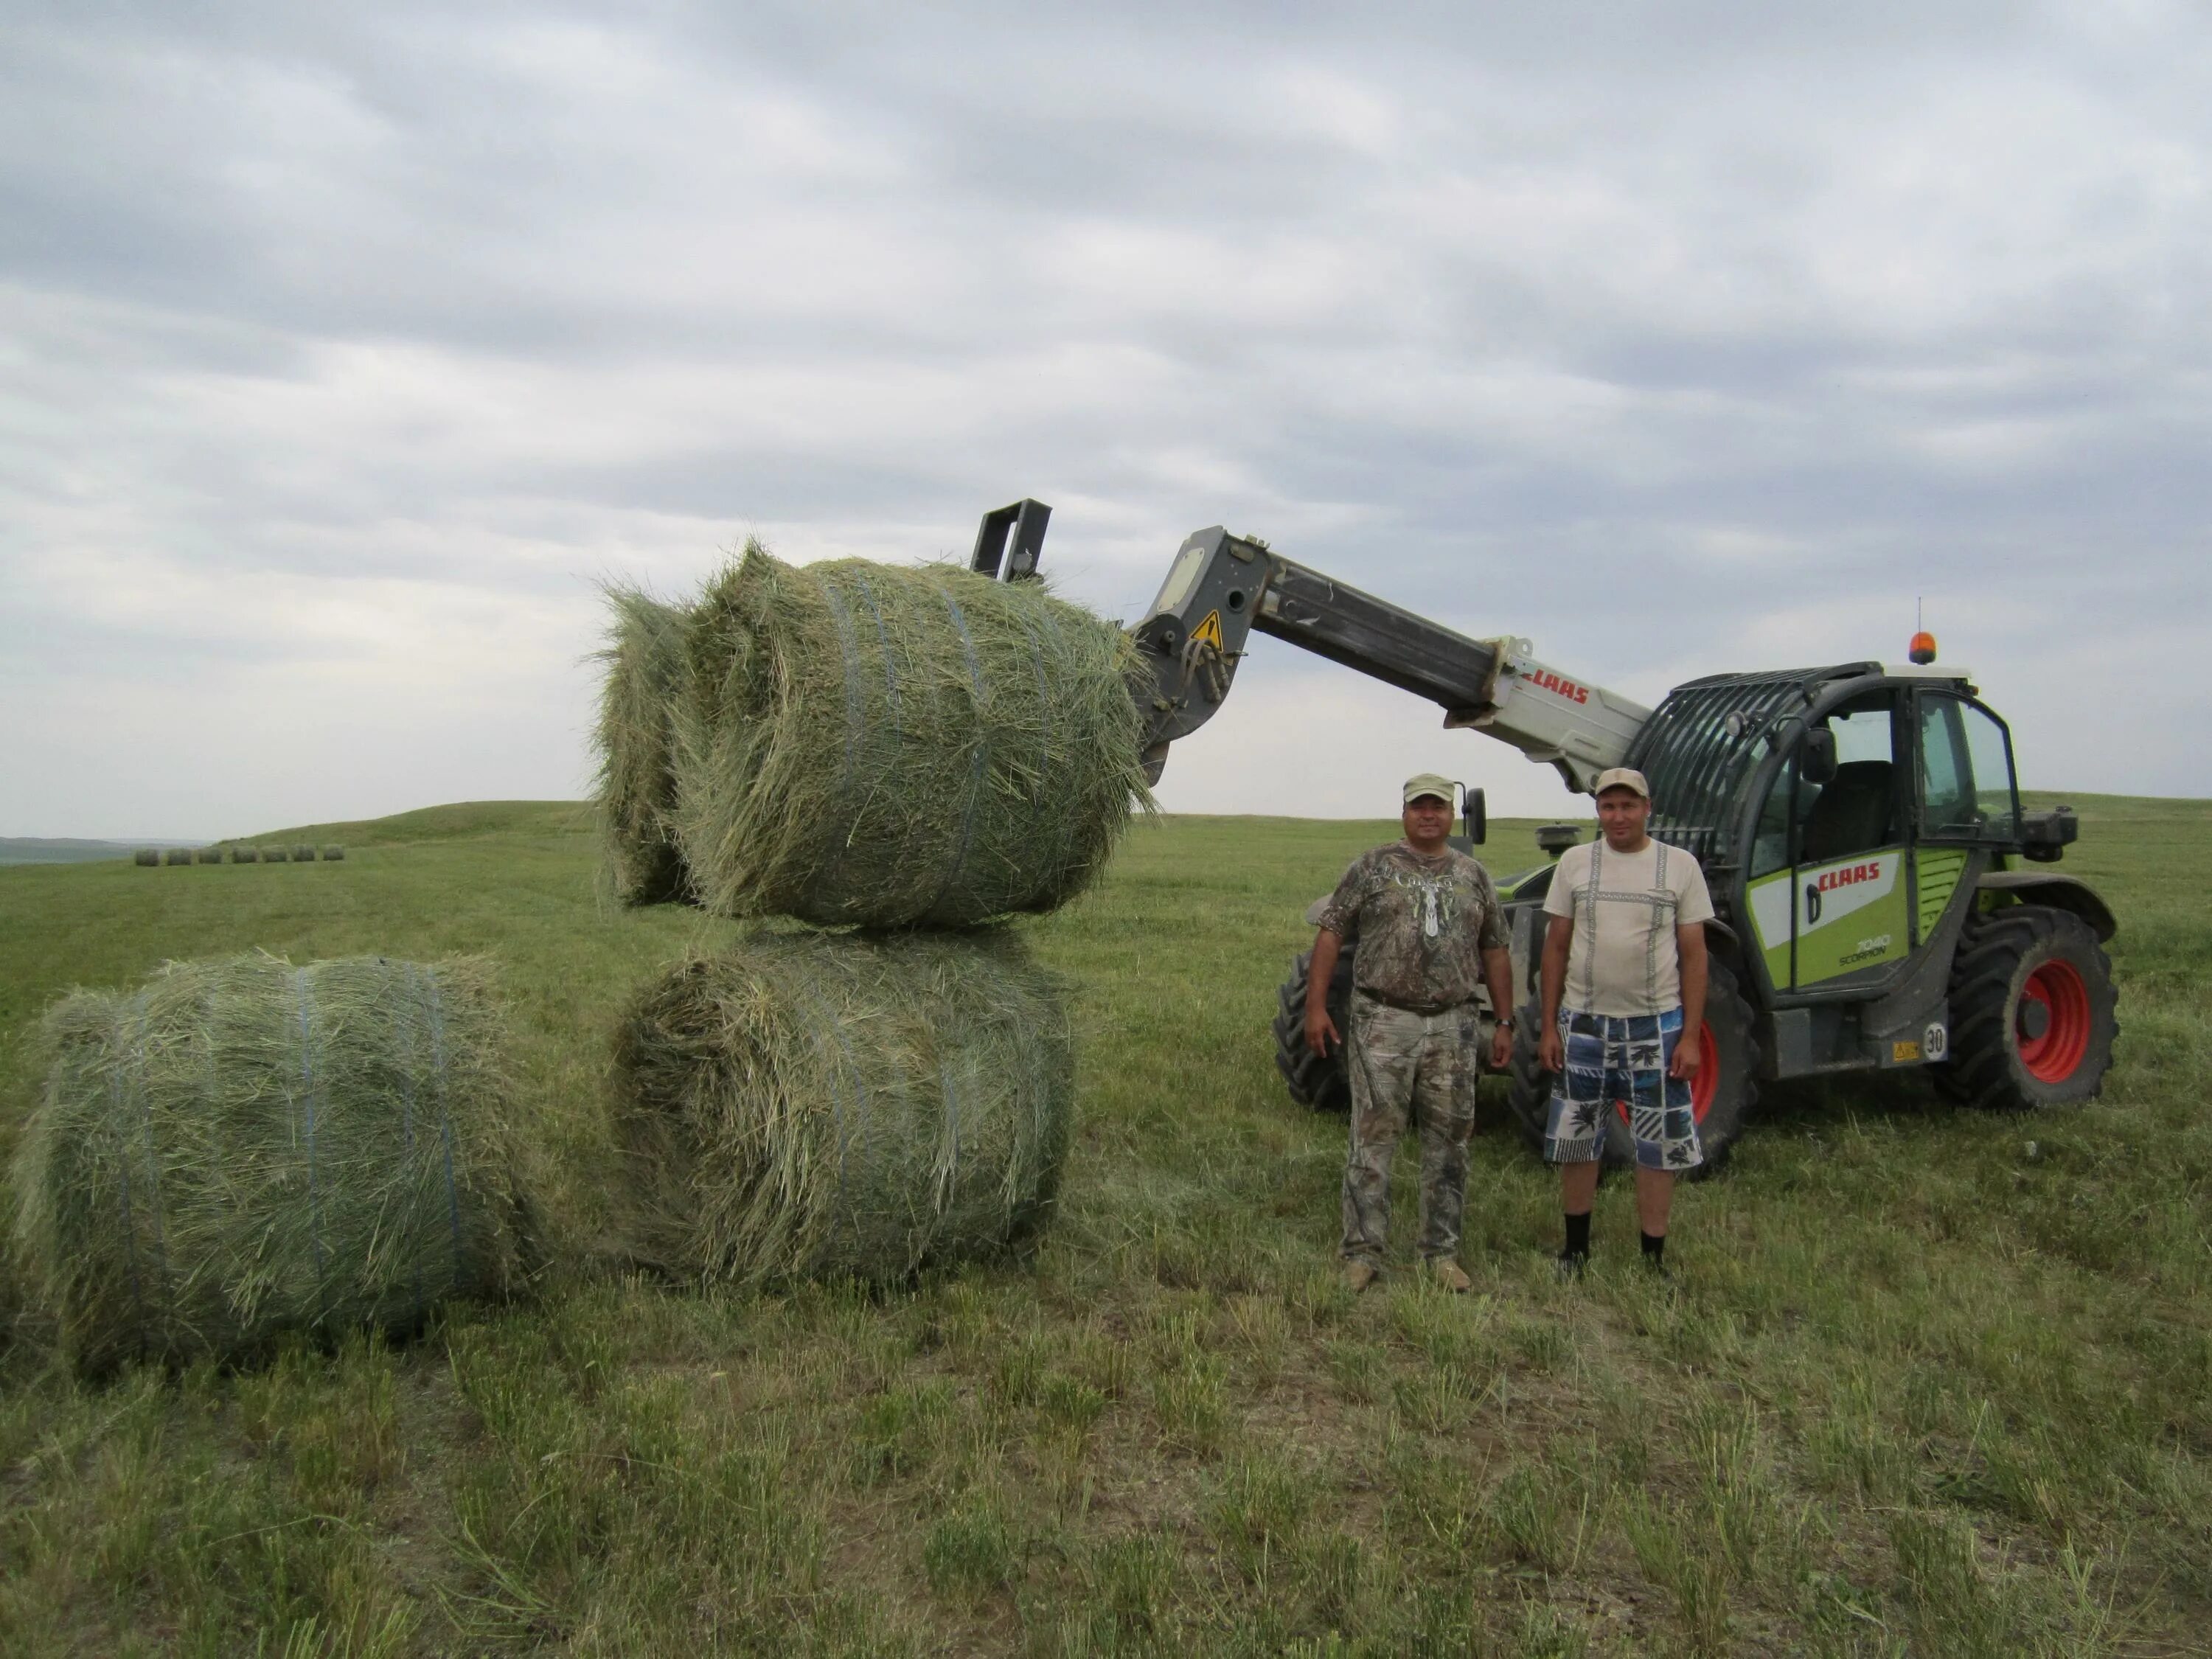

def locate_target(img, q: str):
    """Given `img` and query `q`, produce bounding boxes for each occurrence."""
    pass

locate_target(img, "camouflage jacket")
[1317,843,1509,1012]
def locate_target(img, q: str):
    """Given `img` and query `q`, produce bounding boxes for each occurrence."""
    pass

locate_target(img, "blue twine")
[131,995,172,1329]
[792,980,863,1260]
[852,573,902,742]
[421,968,465,1291]
[109,1056,148,1354]
[291,970,327,1325]
[818,581,866,896]
[930,584,990,916]
[937,1053,965,1226]
[397,964,425,1327]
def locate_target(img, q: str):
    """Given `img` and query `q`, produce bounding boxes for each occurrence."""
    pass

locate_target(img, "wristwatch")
[1494,1016,1515,1030]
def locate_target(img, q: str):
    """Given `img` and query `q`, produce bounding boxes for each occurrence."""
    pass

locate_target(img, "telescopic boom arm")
[972,504,1652,793]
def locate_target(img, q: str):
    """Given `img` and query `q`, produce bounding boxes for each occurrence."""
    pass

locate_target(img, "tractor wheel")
[1501,956,1761,1175]
[1273,947,1354,1112]
[1935,905,2118,1110]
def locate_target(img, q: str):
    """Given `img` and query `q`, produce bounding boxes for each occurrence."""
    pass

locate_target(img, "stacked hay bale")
[262,846,289,863]
[597,543,1148,923]
[196,847,225,865]
[291,844,317,863]
[232,846,260,865]
[597,540,1147,1286]
[596,588,694,905]
[9,954,532,1370]
[613,932,1069,1286]
[162,849,193,867]
[321,846,346,862]
[133,849,159,867]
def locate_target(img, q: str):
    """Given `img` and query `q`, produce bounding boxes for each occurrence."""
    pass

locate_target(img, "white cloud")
[1,1,2208,837]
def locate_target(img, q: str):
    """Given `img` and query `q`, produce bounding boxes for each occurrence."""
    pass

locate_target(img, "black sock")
[1641,1231,1666,1265]
[1562,1212,1592,1258]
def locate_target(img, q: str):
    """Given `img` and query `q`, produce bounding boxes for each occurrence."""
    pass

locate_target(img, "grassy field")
[1,796,2207,1657]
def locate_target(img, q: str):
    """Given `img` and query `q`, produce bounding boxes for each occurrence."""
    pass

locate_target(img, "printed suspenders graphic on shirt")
[1576,843,1680,1009]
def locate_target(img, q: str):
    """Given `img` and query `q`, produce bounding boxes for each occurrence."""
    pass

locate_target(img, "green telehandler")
[973,501,2119,1167]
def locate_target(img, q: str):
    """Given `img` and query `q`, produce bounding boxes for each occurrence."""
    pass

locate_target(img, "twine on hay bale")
[232,847,259,865]
[162,849,193,867]
[291,845,317,863]
[133,849,159,868]
[664,541,1152,928]
[262,847,288,863]
[8,953,533,1371]
[611,930,1072,1288]
[594,587,695,906]
[320,846,346,862]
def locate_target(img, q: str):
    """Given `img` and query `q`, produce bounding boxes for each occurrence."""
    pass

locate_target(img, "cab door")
[1744,693,1914,990]
[1913,691,2022,939]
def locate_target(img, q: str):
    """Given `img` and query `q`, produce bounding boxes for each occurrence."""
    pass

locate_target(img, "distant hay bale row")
[233,847,259,864]
[611,930,1071,1287]
[262,847,288,863]
[163,849,192,866]
[321,845,345,861]
[196,847,224,865]
[9,954,532,1370]
[134,849,159,867]
[596,543,1152,927]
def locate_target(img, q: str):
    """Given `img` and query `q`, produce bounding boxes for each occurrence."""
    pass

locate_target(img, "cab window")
[1919,696,2018,840]
[1797,699,1899,863]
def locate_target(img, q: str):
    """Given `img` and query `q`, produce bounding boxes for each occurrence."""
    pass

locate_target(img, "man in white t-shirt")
[1537,766,1715,1276]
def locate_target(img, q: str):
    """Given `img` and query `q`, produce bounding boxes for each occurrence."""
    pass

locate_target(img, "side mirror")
[1801,727,1838,787]
[1464,787,1486,846]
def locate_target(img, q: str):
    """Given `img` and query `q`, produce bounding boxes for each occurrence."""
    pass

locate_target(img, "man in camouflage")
[1306,773,1516,1293]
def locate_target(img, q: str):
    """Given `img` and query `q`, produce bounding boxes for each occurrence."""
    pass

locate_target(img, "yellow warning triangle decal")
[1191,609,1225,651]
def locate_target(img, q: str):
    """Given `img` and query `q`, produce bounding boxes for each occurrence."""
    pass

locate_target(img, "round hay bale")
[611,930,1071,1287]
[594,587,695,906]
[672,543,1152,927]
[162,848,193,866]
[262,847,288,863]
[9,954,532,1371]
[133,849,159,868]
[196,847,225,866]
[320,845,346,862]
[232,846,260,865]
[291,844,317,863]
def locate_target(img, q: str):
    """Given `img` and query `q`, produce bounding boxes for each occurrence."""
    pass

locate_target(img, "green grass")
[2,794,2208,1655]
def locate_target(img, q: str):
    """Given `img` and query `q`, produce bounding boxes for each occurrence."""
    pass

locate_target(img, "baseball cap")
[1402,772,1457,806]
[1592,767,1649,799]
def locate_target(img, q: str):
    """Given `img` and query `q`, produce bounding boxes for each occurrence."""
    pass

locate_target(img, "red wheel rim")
[1688,1020,1719,1121]
[2017,959,2091,1082]
[1612,1020,1720,1127]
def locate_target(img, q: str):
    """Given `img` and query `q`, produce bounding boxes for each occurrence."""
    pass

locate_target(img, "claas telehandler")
[973,501,2118,1167]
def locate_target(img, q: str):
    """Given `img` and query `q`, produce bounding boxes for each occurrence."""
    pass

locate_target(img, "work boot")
[1427,1258,1472,1295]
[1343,1259,1380,1294]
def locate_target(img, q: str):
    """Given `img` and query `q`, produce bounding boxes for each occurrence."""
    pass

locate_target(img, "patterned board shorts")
[1544,1007,1703,1172]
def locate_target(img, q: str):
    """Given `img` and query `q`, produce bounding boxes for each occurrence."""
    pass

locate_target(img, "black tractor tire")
[1502,954,1761,1175]
[1934,904,2118,1111]
[1273,947,1354,1112]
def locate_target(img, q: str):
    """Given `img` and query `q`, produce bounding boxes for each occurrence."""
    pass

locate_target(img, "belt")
[1356,987,1473,1018]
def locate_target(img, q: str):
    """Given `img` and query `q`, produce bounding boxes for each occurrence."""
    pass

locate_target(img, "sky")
[3,1,2208,838]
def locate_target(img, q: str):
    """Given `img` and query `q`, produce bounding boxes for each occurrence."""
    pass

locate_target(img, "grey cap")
[1593,767,1650,799]
[1402,772,1456,805]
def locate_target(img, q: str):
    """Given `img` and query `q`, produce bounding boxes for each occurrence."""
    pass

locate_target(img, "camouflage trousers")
[1340,992,1484,1265]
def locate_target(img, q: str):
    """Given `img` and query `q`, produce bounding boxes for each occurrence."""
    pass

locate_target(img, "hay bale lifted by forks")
[664,543,1151,927]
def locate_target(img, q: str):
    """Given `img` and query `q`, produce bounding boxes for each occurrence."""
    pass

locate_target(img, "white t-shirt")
[1543,837,1716,1017]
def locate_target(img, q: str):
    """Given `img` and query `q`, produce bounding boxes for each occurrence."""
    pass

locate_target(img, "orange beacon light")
[1909,630,1938,665]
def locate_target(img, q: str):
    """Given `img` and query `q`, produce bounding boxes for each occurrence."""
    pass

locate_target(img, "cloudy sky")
[4,1,2206,838]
